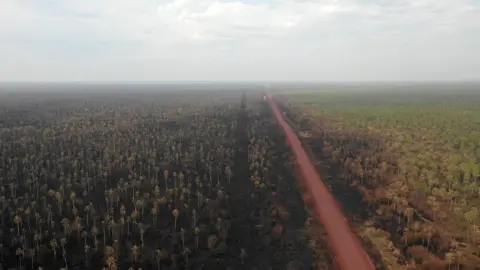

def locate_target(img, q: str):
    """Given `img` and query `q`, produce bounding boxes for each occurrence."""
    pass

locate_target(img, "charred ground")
[0,89,331,270]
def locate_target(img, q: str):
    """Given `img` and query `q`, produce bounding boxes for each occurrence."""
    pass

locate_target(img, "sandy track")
[266,94,375,270]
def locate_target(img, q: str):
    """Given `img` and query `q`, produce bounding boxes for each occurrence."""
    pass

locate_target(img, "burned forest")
[0,89,331,270]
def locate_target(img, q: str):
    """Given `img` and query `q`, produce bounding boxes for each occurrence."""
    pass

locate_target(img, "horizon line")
[1,80,480,84]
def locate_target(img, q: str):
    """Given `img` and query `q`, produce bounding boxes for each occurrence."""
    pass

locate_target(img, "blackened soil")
[224,94,318,269]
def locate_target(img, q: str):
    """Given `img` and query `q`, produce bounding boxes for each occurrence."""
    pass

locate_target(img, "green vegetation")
[282,89,480,269]
[290,91,480,191]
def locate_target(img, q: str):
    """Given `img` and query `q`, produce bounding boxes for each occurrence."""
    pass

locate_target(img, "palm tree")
[164,170,169,190]
[445,252,454,270]
[172,209,180,230]
[16,248,24,269]
[131,245,139,263]
[27,249,35,270]
[240,248,248,264]
[13,215,22,235]
[61,238,68,268]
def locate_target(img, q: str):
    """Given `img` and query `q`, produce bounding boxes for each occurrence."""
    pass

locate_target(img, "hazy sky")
[0,0,479,82]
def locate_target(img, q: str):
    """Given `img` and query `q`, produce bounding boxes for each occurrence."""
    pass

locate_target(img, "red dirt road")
[266,94,375,270]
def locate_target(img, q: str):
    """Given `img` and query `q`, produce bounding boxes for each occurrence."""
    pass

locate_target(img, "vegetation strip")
[280,89,480,269]
[266,94,375,270]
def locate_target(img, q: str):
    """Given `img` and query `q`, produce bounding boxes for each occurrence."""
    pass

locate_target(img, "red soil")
[266,94,375,270]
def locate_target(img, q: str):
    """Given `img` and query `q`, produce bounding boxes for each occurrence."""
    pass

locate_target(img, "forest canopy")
[281,88,480,269]
[285,89,480,233]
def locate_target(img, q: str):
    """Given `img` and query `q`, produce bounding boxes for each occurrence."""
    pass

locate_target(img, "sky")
[0,0,479,82]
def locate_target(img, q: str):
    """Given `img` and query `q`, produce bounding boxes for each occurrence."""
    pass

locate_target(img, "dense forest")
[279,89,480,270]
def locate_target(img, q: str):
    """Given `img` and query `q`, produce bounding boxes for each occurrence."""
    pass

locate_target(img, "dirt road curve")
[266,94,375,270]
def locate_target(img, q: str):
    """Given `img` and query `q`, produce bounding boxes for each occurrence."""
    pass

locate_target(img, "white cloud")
[0,0,479,81]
